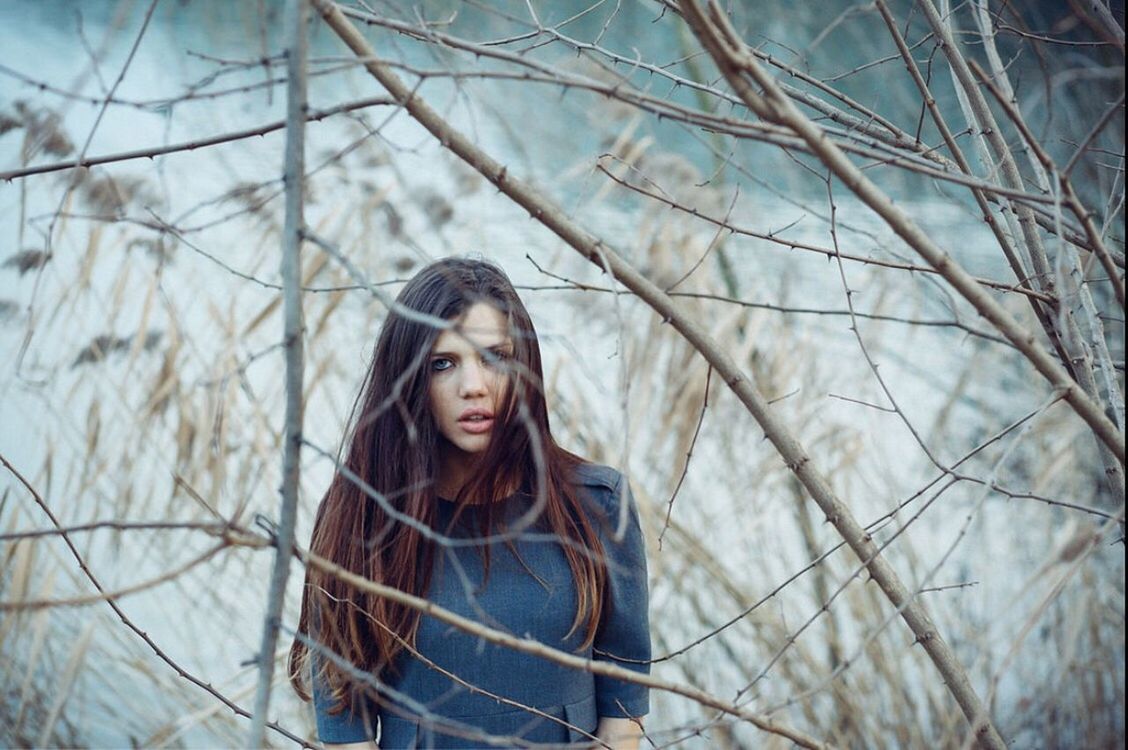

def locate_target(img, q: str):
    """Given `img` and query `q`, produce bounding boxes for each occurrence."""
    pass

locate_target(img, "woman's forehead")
[432,302,512,351]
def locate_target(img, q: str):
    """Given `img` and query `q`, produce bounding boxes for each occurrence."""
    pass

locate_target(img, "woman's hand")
[595,716,643,750]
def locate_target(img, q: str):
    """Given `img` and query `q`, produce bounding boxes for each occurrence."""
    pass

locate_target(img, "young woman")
[288,257,651,749]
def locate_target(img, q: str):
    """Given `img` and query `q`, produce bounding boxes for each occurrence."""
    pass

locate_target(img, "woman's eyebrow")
[430,340,513,357]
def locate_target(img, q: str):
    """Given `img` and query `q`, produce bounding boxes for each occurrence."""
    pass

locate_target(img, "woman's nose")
[458,361,489,396]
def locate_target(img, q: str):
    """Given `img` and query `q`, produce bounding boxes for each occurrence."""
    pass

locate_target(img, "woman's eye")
[430,357,453,372]
[484,350,509,366]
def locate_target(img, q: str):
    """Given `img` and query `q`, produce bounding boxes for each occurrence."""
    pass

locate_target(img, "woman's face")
[427,302,514,459]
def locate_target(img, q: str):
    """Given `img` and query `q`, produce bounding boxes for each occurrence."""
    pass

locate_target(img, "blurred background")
[1,1,1123,747]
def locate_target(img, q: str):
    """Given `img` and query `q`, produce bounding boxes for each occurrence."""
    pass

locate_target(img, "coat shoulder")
[571,463,628,520]
[571,462,623,493]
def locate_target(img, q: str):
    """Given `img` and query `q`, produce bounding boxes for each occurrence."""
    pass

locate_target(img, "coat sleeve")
[590,470,652,718]
[309,627,379,743]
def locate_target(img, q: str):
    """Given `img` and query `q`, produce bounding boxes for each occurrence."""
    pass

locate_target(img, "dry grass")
[0,23,1123,750]
[2,250,53,275]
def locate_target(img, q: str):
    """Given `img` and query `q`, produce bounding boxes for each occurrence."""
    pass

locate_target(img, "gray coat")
[312,463,651,748]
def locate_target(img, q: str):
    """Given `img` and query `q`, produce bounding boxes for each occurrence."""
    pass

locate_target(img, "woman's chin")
[442,434,490,456]
[455,437,490,454]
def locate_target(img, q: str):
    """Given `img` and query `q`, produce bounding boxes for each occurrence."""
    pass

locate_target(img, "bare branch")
[0,96,394,181]
[248,0,309,745]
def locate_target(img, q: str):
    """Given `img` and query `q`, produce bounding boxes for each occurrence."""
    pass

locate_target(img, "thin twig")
[0,542,228,611]
[0,96,394,181]
[248,0,309,745]
[658,366,713,549]
[0,519,228,541]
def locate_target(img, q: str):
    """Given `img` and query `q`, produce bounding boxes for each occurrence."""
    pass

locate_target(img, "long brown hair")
[288,257,607,709]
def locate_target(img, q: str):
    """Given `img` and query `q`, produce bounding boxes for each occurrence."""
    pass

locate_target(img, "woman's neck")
[435,445,518,503]
[436,444,474,499]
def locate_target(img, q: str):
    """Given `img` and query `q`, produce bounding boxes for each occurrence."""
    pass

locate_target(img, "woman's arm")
[596,716,643,750]
[309,649,379,747]
[588,471,652,722]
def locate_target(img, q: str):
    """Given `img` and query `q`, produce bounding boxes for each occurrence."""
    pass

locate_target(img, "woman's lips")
[458,417,494,434]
